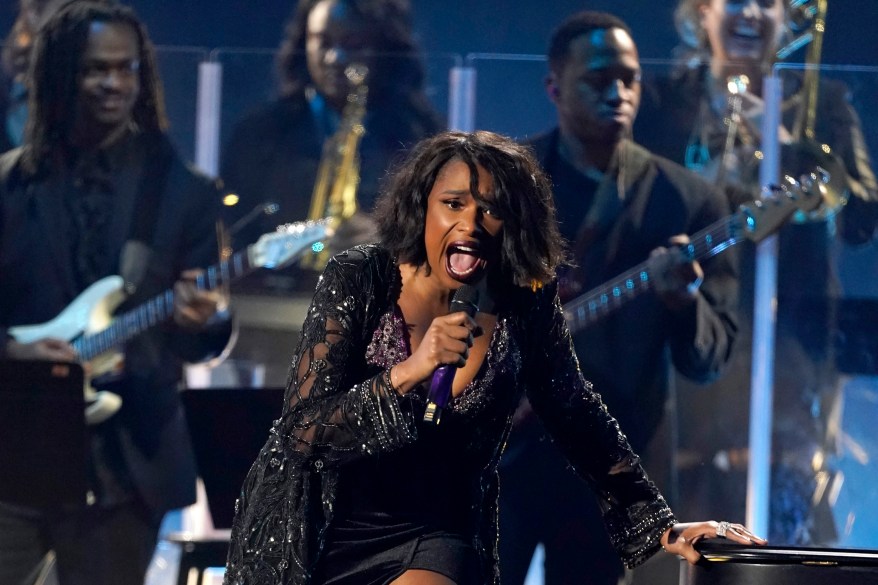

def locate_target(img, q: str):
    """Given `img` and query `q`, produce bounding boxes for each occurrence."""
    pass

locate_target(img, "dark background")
[7,1,874,262]
[6,1,876,146]
[3,1,876,181]
[3,1,876,63]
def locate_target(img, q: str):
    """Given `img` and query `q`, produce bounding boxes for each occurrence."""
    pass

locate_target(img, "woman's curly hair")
[375,130,566,289]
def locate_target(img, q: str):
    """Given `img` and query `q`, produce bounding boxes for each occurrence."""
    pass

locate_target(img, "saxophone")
[302,63,369,268]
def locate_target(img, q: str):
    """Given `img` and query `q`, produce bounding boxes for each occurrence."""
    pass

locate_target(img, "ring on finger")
[716,521,732,538]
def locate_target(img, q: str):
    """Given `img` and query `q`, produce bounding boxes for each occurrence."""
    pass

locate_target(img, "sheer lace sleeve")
[225,248,416,583]
[521,282,676,568]
[278,248,417,463]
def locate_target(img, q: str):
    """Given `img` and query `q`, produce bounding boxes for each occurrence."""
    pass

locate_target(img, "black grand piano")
[683,540,878,585]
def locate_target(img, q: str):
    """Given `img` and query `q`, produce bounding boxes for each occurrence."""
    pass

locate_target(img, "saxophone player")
[220,0,442,272]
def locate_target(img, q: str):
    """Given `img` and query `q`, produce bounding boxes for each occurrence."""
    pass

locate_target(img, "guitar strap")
[119,133,174,294]
[571,140,651,289]
[571,159,624,271]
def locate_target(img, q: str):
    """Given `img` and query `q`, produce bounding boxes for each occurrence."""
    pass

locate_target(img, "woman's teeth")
[447,245,484,278]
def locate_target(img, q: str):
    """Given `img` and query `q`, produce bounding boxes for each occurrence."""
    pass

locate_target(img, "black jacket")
[0,132,231,513]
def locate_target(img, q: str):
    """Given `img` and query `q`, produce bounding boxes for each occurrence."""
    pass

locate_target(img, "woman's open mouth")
[445,241,487,282]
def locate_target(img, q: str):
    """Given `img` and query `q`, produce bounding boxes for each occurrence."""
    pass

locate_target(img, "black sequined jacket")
[224,245,676,585]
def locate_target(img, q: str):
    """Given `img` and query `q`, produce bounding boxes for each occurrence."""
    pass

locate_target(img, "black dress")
[223,245,676,585]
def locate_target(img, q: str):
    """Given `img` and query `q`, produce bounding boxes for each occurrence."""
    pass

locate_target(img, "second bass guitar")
[563,174,824,334]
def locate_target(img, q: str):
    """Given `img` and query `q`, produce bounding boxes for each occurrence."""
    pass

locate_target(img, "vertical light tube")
[183,57,224,536]
[448,65,476,132]
[195,59,223,176]
[746,71,782,537]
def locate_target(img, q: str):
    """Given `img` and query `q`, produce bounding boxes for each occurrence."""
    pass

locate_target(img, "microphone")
[423,285,480,425]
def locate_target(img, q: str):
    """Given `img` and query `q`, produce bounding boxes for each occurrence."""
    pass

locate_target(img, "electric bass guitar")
[563,174,825,334]
[9,219,332,425]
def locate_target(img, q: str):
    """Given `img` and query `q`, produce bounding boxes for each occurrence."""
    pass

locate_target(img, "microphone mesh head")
[451,285,480,315]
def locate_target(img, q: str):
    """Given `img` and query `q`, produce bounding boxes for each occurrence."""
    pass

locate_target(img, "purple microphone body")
[423,285,480,425]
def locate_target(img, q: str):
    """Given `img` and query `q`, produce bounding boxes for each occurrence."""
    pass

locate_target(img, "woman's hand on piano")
[661,521,767,565]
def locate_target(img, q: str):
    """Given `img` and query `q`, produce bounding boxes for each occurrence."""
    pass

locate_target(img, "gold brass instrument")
[302,63,369,268]
[781,0,848,221]
[713,0,846,222]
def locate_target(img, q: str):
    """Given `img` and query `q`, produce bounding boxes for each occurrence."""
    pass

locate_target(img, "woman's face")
[700,0,785,67]
[423,159,504,290]
[305,0,377,110]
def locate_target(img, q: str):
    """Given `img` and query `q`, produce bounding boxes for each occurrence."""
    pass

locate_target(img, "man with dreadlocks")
[0,2,232,584]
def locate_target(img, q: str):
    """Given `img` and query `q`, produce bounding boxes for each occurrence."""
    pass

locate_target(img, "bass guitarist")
[498,11,740,585]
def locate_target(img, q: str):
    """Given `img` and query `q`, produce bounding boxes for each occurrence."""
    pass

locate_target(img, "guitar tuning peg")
[761,183,784,201]
[782,174,800,188]
[798,172,815,193]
